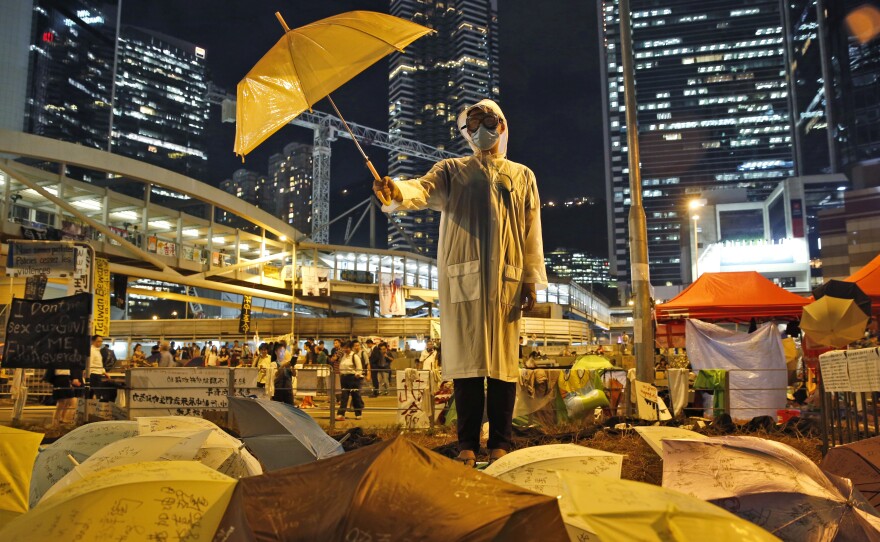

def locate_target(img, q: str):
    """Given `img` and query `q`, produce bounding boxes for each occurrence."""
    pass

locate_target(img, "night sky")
[121,1,606,251]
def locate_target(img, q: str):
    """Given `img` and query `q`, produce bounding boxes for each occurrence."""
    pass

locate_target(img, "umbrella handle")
[366,160,392,206]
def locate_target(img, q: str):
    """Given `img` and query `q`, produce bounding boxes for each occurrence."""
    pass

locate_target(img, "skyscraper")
[112,26,210,180]
[599,0,794,286]
[268,142,314,236]
[219,168,266,231]
[387,0,501,256]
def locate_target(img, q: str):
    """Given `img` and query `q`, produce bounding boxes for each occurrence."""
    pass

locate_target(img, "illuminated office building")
[387,0,500,256]
[268,142,314,237]
[544,249,612,287]
[112,26,209,180]
[599,0,794,286]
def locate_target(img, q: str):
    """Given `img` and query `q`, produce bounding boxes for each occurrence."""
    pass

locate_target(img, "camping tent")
[655,271,810,323]
[845,253,880,316]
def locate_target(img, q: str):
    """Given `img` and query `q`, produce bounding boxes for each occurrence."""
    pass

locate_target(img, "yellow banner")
[94,257,111,336]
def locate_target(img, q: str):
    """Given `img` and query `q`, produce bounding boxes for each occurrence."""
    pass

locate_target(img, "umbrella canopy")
[38,429,213,503]
[662,436,880,541]
[814,279,873,318]
[136,416,263,478]
[845,253,880,315]
[1,461,236,542]
[213,437,569,541]
[228,396,343,470]
[634,426,708,456]
[801,296,870,348]
[822,435,880,508]
[29,420,138,506]
[0,426,43,528]
[560,472,779,542]
[483,444,623,485]
[235,10,433,157]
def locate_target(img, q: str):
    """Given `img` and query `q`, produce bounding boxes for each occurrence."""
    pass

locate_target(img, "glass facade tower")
[387,0,500,256]
[600,0,794,286]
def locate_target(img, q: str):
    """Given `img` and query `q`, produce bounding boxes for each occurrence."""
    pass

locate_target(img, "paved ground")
[0,393,414,431]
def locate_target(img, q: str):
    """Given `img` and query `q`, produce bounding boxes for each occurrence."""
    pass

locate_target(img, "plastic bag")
[558,369,609,419]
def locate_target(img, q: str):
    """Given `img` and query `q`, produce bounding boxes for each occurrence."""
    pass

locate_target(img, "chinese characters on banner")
[93,257,111,336]
[67,246,91,295]
[301,266,330,296]
[379,272,405,316]
[239,295,252,333]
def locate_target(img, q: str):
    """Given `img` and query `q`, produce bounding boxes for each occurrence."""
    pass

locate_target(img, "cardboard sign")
[634,380,672,421]
[2,293,91,369]
[6,241,76,278]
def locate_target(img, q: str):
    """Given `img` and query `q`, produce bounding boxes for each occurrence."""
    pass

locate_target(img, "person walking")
[373,99,546,466]
[336,340,365,421]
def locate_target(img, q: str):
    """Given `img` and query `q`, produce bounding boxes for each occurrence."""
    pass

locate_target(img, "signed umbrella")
[1,462,236,542]
[0,426,42,527]
[801,296,870,348]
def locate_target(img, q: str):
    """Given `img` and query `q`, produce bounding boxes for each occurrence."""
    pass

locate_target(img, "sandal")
[455,451,477,468]
[488,449,508,465]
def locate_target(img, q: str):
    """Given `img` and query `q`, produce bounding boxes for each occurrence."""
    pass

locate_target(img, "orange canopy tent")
[655,271,810,323]
[844,253,880,316]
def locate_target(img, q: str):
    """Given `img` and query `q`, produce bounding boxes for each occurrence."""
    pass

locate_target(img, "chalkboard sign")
[3,292,91,369]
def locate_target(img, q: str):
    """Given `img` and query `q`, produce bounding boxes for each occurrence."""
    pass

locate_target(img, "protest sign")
[3,292,91,369]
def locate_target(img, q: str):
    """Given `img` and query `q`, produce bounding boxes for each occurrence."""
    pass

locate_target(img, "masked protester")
[373,99,547,466]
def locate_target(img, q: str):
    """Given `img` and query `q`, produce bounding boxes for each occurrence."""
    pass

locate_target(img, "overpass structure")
[0,129,621,346]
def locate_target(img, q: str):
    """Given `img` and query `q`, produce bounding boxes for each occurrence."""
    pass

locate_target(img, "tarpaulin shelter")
[655,271,810,323]
[845,252,880,316]
[213,437,568,541]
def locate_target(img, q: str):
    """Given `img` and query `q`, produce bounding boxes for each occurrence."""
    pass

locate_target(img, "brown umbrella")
[822,435,880,509]
[212,437,568,541]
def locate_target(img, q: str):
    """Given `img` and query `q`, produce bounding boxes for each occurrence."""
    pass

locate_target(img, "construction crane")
[211,89,460,244]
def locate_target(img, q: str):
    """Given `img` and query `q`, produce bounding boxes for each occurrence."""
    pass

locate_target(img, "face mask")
[471,125,500,151]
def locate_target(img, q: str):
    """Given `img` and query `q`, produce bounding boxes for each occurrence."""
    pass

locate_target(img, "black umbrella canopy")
[813,279,873,318]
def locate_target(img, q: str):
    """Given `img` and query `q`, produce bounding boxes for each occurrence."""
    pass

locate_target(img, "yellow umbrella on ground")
[801,296,870,348]
[235,10,433,184]
[561,472,780,542]
[38,429,212,503]
[0,426,43,527]
[0,461,236,542]
[484,444,622,484]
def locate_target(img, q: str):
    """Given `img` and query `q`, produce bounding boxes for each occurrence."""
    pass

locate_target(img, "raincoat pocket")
[447,260,481,303]
[501,264,523,305]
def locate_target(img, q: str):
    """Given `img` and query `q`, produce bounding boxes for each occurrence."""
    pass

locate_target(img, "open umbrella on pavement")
[483,444,623,487]
[38,429,213,503]
[136,416,262,478]
[822,435,880,509]
[228,396,343,471]
[663,436,880,541]
[0,426,42,528]
[1,461,236,542]
[29,420,138,506]
[634,426,708,456]
[235,10,432,200]
[560,472,780,542]
[801,296,870,348]
[814,279,873,318]
[213,436,568,541]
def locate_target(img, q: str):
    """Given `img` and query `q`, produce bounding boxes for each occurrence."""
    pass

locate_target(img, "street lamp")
[689,200,703,280]
[171,310,178,319]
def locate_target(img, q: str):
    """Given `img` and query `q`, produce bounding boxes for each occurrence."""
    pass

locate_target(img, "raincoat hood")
[458,98,508,158]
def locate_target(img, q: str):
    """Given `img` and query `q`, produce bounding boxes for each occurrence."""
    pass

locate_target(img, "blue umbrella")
[228,397,343,471]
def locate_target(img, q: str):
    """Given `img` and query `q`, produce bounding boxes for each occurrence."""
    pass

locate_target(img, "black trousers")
[89,373,118,402]
[339,374,364,416]
[453,377,516,452]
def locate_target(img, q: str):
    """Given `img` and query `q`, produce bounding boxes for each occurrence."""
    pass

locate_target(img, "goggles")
[461,110,502,133]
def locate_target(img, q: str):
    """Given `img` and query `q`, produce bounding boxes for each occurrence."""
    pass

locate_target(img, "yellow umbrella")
[0,462,236,542]
[235,10,433,174]
[560,472,780,542]
[634,426,708,456]
[0,426,43,528]
[801,296,870,348]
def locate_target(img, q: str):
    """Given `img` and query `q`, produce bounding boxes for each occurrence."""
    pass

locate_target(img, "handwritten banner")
[3,293,91,369]
[93,257,111,336]
[820,348,880,392]
[127,367,265,418]
[239,295,253,333]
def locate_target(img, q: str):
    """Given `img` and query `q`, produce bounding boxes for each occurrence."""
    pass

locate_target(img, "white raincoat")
[383,99,547,382]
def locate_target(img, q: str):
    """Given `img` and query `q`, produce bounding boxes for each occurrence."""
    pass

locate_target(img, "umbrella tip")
[275,12,291,33]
